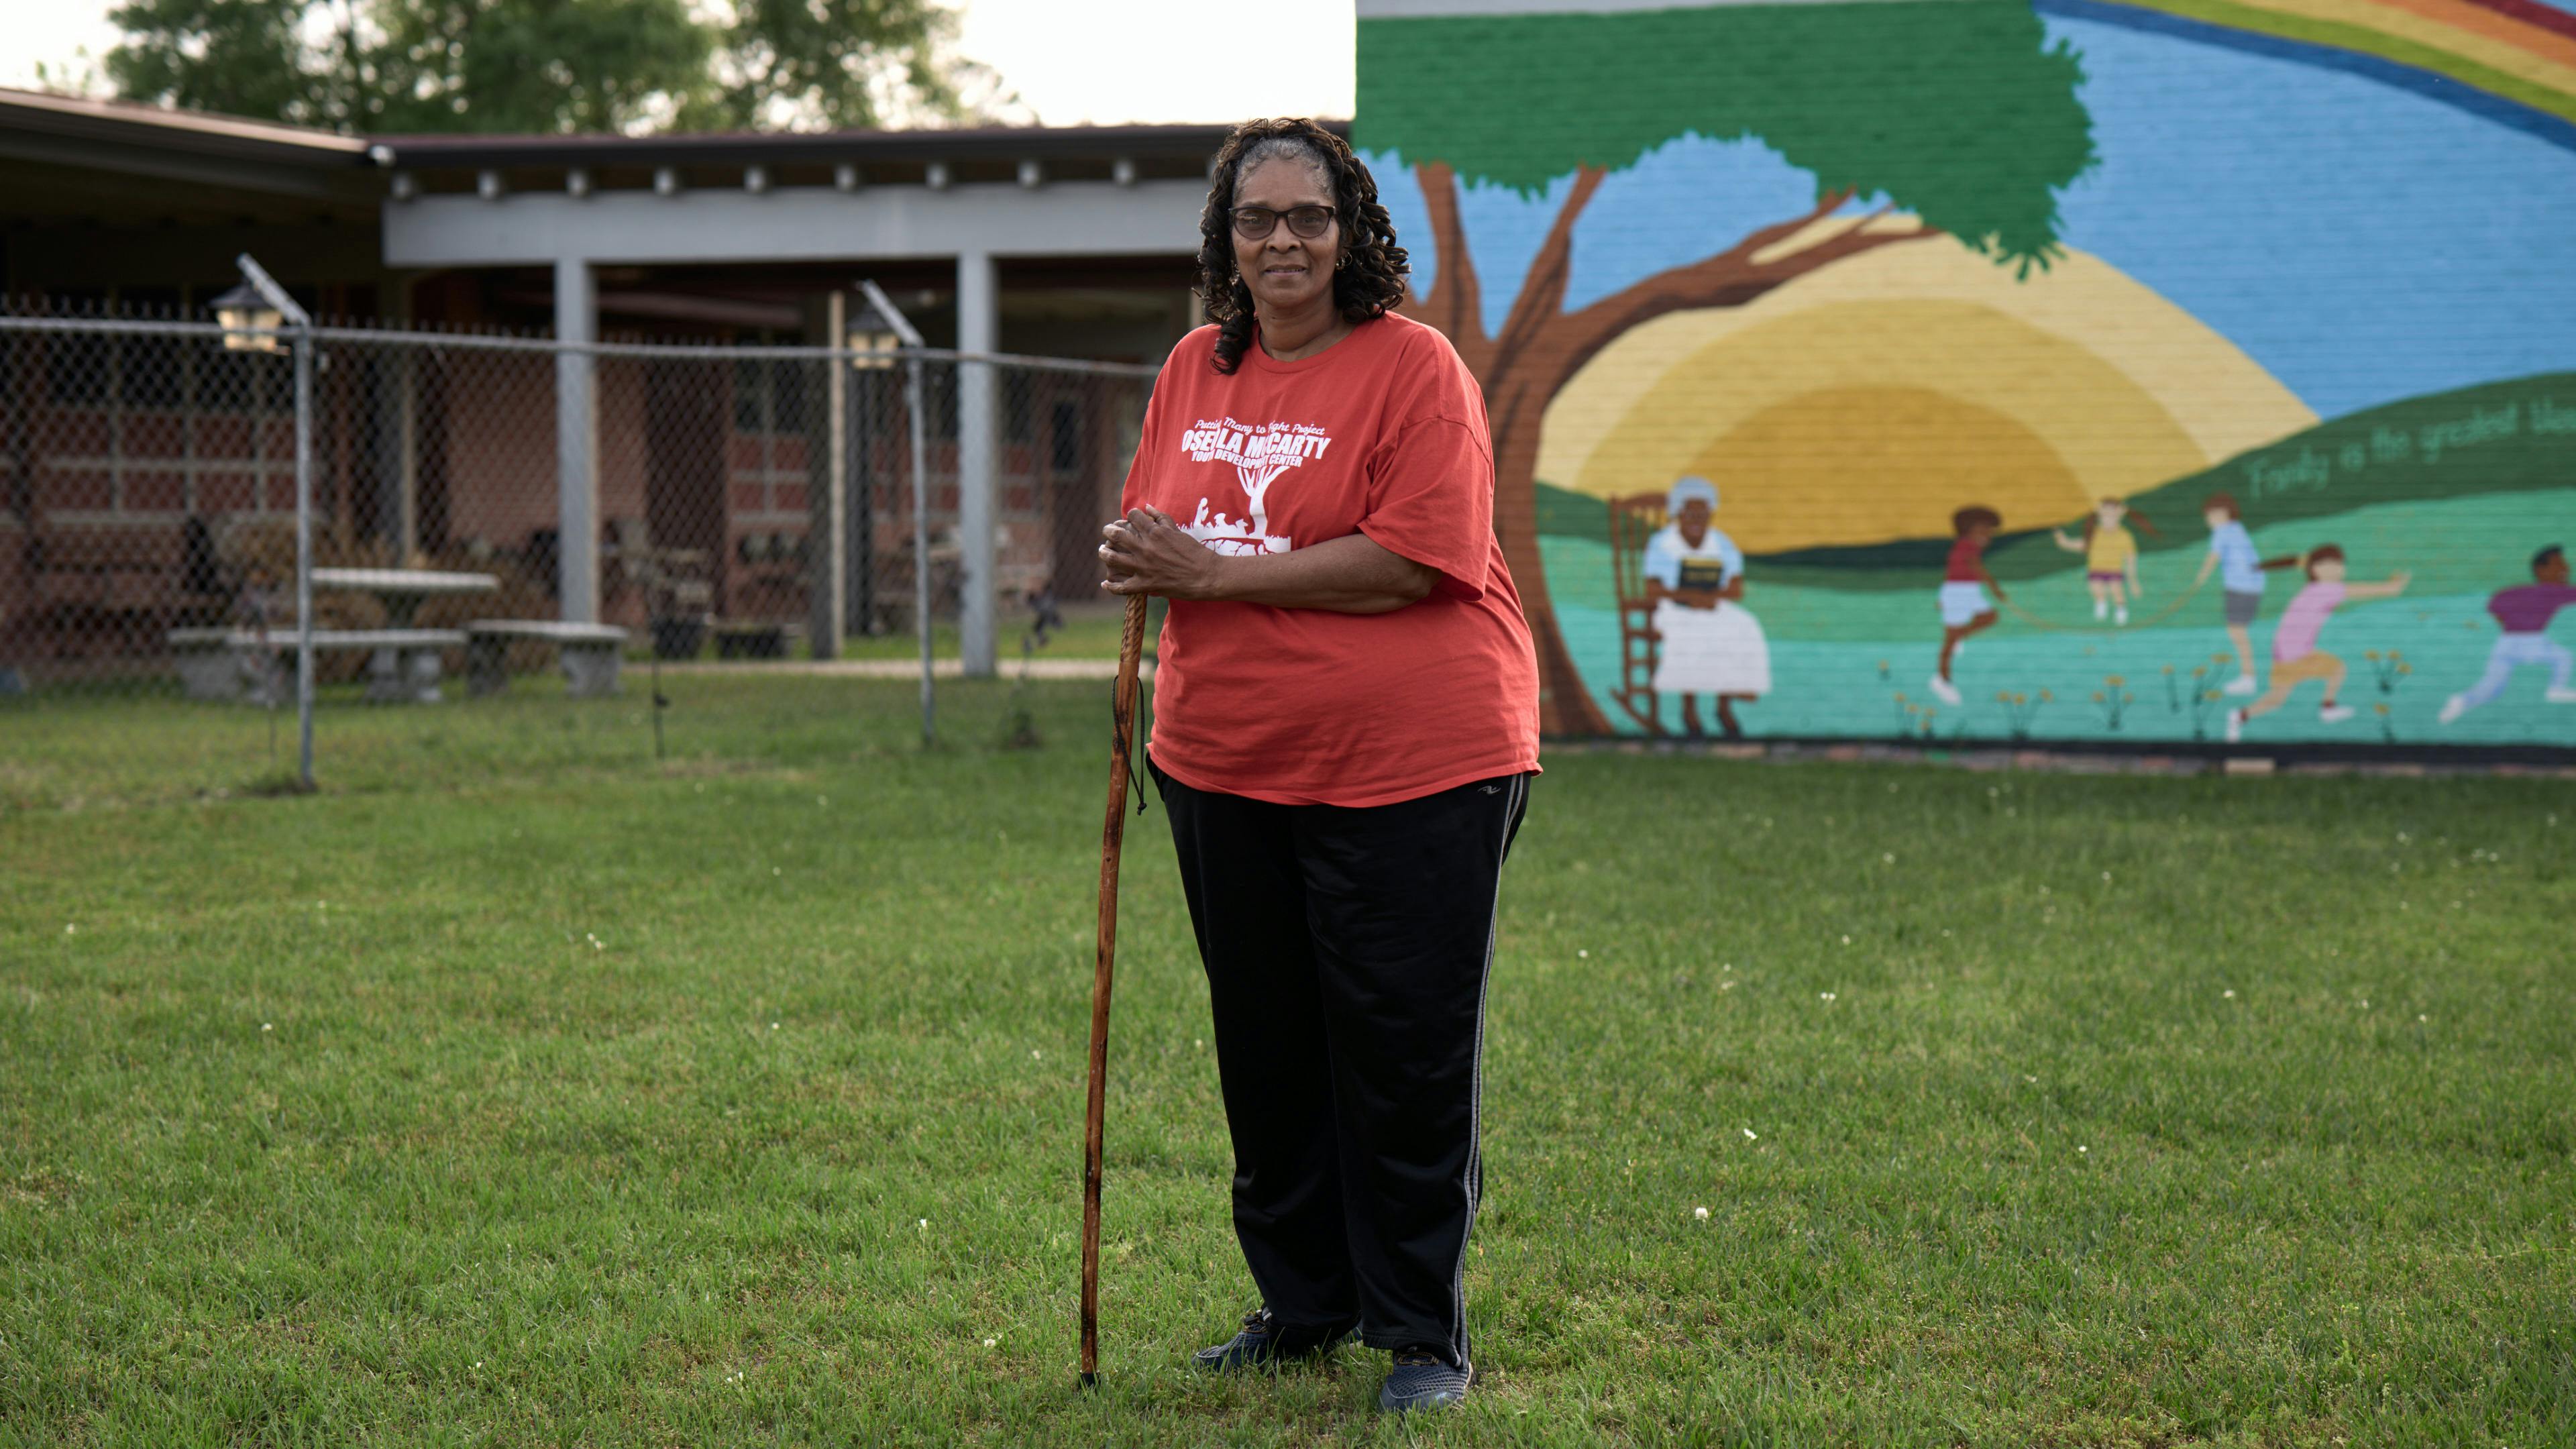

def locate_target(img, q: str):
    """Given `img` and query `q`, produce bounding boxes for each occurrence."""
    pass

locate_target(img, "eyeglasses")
[1230,205,1338,240]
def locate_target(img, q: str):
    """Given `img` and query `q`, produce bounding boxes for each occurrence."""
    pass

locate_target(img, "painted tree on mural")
[1356,1,2095,732]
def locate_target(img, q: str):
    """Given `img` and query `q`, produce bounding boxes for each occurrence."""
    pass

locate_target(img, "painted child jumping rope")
[1642,475,1770,738]
[2438,544,2576,724]
[1929,505,2004,706]
[2225,545,2410,742]
[2050,498,2152,626]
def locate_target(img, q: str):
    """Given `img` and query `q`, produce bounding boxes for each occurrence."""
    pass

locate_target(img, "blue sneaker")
[1191,1307,1350,1373]
[1379,1348,1472,1412]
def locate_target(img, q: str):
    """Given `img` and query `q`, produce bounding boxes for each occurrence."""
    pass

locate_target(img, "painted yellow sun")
[1537,243,2319,554]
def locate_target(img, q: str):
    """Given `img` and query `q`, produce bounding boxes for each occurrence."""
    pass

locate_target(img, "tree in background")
[103,0,1022,135]
[1356,1,2094,733]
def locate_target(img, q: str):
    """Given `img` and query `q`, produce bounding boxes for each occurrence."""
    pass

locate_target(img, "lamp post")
[227,256,315,790]
[855,280,932,747]
[818,296,904,658]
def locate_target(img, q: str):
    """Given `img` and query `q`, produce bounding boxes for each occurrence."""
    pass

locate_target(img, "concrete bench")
[169,627,470,704]
[170,627,276,703]
[713,619,804,660]
[464,620,629,699]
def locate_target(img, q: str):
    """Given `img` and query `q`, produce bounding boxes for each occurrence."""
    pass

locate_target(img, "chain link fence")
[0,303,1157,787]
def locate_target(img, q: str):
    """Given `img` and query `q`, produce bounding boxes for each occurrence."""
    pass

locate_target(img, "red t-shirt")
[1121,313,1540,807]
[1945,535,1988,582]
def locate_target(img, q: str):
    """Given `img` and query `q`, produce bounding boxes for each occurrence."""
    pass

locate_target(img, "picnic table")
[309,568,498,702]
[310,568,500,628]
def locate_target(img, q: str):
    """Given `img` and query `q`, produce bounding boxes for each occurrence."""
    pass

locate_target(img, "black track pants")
[1152,762,1532,1368]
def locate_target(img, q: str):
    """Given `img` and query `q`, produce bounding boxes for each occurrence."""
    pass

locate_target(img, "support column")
[553,256,599,623]
[956,248,998,677]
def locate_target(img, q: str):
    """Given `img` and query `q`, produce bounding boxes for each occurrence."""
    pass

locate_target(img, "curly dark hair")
[1195,117,1410,374]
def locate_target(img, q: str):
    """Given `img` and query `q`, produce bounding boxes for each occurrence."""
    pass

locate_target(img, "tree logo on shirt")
[1175,416,1334,555]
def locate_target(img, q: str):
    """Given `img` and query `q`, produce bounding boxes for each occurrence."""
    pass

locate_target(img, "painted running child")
[1929,505,2004,706]
[2225,545,2408,742]
[2438,543,2576,723]
[2193,492,2276,696]
[2051,497,2151,625]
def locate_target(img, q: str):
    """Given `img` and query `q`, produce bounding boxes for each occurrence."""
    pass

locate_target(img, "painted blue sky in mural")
[2045,14,2576,418]
[1364,9,2576,423]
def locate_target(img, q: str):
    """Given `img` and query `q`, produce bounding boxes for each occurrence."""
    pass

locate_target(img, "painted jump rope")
[1998,581,2209,633]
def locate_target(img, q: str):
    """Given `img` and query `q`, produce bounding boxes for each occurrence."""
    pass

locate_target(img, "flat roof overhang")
[369,120,1296,172]
[0,86,376,221]
[374,119,1350,270]
[382,177,1215,267]
[3,87,1345,276]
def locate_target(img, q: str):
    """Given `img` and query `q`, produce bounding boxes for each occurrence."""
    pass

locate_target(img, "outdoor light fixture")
[850,325,902,366]
[847,317,904,370]
[211,280,282,353]
[848,279,922,371]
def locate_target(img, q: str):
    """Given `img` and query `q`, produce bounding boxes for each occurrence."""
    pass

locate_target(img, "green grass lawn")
[3,680,2572,1445]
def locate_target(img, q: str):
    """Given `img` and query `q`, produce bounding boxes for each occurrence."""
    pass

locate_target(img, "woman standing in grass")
[1097,117,1540,1415]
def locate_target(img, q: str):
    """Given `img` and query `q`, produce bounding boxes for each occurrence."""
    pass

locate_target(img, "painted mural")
[1353,0,2576,749]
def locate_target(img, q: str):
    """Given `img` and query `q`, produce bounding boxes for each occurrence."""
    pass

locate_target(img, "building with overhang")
[2,88,1314,672]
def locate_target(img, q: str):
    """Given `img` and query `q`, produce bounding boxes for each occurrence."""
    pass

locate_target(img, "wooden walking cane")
[1081,594,1150,1388]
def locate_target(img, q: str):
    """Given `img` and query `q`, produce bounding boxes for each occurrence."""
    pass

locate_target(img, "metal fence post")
[293,322,314,788]
[858,281,934,747]
[906,356,935,747]
[851,360,873,641]
[236,254,316,790]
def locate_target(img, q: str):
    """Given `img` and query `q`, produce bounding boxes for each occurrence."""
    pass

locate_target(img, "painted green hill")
[1536,371,2576,592]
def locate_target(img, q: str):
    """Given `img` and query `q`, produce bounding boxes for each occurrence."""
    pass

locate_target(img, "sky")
[0,0,1355,126]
